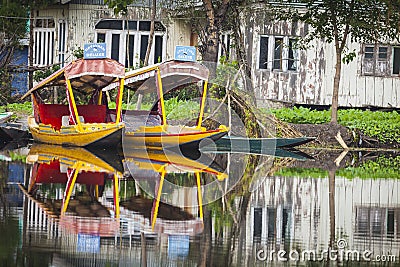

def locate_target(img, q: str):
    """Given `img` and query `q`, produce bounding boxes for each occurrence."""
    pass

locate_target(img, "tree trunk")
[232,7,251,81]
[328,169,336,248]
[143,0,156,67]
[28,7,34,91]
[331,49,342,123]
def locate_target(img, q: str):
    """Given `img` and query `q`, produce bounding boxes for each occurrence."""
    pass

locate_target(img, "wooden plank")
[382,78,393,107]
[365,77,375,106]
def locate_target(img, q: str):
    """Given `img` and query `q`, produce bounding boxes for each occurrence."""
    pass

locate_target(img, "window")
[95,19,166,67]
[273,37,283,70]
[58,20,67,67]
[259,36,269,69]
[218,33,232,61]
[362,44,389,76]
[33,18,55,66]
[288,38,298,71]
[393,47,400,75]
[258,35,299,72]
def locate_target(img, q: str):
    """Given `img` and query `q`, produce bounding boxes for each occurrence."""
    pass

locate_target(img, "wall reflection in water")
[1,144,399,266]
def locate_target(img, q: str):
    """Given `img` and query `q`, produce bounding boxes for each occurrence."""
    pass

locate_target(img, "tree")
[168,0,247,78]
[0,1,28,104]
[270,0,400,123]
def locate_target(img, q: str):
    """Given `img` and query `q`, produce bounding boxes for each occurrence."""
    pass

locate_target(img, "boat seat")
[123,110,161,131]
[62,116,84,126]
[38,104,107,130]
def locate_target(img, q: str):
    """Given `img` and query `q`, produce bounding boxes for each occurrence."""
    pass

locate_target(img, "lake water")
[0,143,399,266]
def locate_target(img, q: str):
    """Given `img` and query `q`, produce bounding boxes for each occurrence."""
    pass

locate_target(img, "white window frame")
[57,19,67,67]
[33,18,55,66]
[95,23,166,67]
[258,35,299,72]
[218,32,232,62]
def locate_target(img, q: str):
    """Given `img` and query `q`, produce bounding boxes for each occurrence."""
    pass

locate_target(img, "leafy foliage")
[0,2,29,104]
[105,0,136,15]
[33,65,60,82]
[269,0,400,122]
[270,107,400,143]
[276,156,400,179]
[270,1,400,52]
[0,102,32,120]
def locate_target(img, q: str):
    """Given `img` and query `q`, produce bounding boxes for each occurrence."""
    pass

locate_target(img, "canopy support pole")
[116,78,125,123]
[197,80,208,128]
[66,79,83,132]
[196,172,203,220]
[113,173,120,218]
[152,168,166,230]
[61,164,80,214]
[156,69,167,126]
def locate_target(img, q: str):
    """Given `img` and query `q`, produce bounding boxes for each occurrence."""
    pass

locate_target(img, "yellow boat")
[113,60,228,148]
[22,58,126,147]
[124,147,228,229]
[24,144,122,223]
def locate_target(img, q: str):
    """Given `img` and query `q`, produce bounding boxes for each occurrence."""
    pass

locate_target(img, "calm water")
[0,143,399,266]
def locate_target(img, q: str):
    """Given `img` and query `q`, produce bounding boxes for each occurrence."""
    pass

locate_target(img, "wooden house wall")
[34,4,187,66]
[245,10,400,108]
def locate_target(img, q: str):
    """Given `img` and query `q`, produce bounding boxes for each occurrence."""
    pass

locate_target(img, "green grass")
[0,102,32,120]
[275,156,400,179]
[269,107,400,143]
[109,97,200,120]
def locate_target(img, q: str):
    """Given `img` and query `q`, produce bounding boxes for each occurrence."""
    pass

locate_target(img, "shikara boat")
[19,143,122,238]
[124,147,228,229]
[21,58,126,147]
[111,60,228,148]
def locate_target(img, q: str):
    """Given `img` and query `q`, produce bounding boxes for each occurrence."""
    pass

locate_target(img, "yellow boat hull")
[28,116,124,147]
[124,125,228,148]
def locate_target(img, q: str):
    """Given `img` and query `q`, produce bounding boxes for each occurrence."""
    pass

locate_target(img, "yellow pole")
[66,79,83,132]
[97,90,103,105]
[196,172,203,220]
[197,80,208,128]
[95,185,99,198]
[114,173,120,218]
[61,166,80,214]
[156,69,167,126]
[152,169,166,230]
[115,78,125,123]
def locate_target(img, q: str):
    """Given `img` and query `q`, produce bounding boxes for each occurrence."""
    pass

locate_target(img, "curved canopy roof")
[22,58,125,99]
[103,60,209,93]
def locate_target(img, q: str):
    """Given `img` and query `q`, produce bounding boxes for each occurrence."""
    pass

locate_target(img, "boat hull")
[28,116,124,147]
[123,127,228,148]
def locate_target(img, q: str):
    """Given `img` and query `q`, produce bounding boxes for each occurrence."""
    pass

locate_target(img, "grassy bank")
[0,102,32,121]
[270,107,400,144]
[275,155,400,179]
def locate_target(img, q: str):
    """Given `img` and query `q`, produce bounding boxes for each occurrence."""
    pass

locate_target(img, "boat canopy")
[103,60,209,93]
[22,58,125,99]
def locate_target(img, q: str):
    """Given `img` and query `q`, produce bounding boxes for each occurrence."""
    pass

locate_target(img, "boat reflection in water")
[19,143,228,255]
[20,144,122,242]
[122,146,228,234]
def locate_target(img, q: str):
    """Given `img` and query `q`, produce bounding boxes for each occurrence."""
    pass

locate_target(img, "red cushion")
[35,160,105,185]
[37,104,107,130]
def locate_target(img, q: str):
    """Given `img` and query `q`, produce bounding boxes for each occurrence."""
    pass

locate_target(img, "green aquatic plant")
[275,156,400,179]
[269,107,400,143]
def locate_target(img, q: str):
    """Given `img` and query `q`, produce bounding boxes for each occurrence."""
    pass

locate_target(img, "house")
[31,0,195,69]
[31,1,400,109]
[242,10,400,108]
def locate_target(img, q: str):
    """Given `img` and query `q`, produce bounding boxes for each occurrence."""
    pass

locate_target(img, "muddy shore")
[290,122,400,149]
